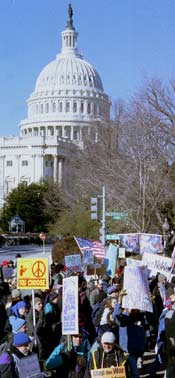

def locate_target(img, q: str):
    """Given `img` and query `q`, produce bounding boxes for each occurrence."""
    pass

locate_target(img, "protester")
[164,293,175,377]
[0,332,32,377]
[46,330,91,378]
[89,279,106,308]
[84,331,128,378]
[11,301,28,319]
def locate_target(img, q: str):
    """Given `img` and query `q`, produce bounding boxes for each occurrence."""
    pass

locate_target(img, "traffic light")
[90,197,99,220]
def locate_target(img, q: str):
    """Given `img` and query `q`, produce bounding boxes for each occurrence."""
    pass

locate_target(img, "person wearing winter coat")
[84,331,128,378]
[46,330,91,378]
[0,332,33,378]
[114,307,146,378]
[26,296,50,362]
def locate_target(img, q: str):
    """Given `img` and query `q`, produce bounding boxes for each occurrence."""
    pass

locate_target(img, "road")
[0,244,52,264]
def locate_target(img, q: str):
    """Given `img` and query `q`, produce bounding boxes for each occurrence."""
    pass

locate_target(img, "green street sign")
[106,211,128,218]
[106,234,120,240]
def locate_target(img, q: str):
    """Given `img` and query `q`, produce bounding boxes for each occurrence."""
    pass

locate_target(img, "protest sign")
[86,264,106,275]
[62,276,79,335]
[118,248,125,258]
[122,266,153,312]
[91,366,126,378]
[118,233,140,254]
[65,254,81,272]
[142,252,173,278]
[17,258,49,290]
[104,244,118,277]
[140,234,163,255]
[83,250,94,265]
[17,354,41,378]
[2,267,14,280]
[126,258,143,267]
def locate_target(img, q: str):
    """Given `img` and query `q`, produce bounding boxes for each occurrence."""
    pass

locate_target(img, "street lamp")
[162,218,170,256]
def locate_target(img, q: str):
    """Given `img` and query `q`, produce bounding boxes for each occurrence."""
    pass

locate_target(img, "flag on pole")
[74,237,105,260]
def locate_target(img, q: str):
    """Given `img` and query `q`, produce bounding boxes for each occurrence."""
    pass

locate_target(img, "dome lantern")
[61,4,79,56]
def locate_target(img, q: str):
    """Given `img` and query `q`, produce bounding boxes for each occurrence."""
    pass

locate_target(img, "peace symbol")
[32,261,46,278]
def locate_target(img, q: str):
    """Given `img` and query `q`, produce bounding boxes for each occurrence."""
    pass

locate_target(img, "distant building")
[0,5,110,205]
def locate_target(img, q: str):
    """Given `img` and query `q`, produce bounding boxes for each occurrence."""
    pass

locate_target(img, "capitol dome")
[20,5,110,145]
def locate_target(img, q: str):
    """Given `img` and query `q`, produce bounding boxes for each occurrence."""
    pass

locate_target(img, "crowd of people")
[0,255,175,377]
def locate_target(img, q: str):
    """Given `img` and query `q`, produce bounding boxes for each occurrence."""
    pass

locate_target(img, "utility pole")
[101,185,106,246]
[90,185,106,246]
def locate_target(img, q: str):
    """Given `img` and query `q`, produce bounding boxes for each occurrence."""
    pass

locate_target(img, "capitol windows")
[73,102,77,113]
[59,102,63,112]
[65,126,71,139]
[36,104,38,114]
[34,128,38,136]
[57,127,62,137]
[80,102,84,113]
[73,128,79,140]
[6,161,13,167]
[46,103,49,113]
[22,160,28,167]
[66,102,70,112]
[87,103,91,114]
[52,102,56,112]
[40,104,44,113]
[94,104,97,116]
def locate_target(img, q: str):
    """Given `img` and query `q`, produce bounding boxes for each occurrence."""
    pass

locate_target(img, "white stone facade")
[0,6,110,205]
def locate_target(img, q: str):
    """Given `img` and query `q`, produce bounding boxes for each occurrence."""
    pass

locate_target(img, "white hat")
[101,332,116,344]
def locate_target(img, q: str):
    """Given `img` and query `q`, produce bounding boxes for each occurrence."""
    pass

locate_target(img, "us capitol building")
[0,5,110,205]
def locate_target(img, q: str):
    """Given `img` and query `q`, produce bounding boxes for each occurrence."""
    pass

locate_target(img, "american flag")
[74,237,105,260]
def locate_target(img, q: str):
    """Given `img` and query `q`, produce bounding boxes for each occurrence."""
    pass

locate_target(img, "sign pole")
[42,239,45,255]
[32,289,37,347]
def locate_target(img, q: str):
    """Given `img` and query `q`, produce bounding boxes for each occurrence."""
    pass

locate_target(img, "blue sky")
[1,0,175,135]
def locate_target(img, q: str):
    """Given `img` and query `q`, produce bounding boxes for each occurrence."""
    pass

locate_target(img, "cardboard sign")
[2,267,14,280]
[83,250,94,265]
[118,248,125,258]
[65,254,81,272]
[104,244,118,277]
[17,354,41,378]
[87,264,106,275]
[17,258,49,290]
[122,266,153,312]
[62,276,79,335]
[140,234,163,255]
[142,252,173,278]
[91,366,126,378]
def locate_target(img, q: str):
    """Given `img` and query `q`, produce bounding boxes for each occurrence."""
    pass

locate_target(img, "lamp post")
[162,218,170,256]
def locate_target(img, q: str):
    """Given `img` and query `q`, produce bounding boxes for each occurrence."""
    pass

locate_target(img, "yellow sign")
[17,258,49,290]
[91,366,126,378]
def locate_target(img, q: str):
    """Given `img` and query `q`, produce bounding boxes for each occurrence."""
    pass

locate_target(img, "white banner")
[142,252,173,278]
[126,258,143,267]
[122,266,153,312]
[62,276,79,335]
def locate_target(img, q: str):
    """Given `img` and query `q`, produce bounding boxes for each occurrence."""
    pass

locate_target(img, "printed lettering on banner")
[142,252,173,278]
[62,276,79,335]
[91,366,126,378]
[17,258,49,290]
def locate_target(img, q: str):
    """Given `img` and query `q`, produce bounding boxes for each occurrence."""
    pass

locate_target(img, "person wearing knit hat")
[9,316,28,334]
[12,300,28,318]
[101,331,116,345]
[11,288,21,299]
[84,331,127,378]
[0,332,39,378]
